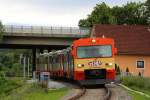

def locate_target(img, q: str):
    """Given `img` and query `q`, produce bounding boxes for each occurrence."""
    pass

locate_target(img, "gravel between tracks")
[62,83,133,100]
[106,84,132,100]
[77,88,107,100]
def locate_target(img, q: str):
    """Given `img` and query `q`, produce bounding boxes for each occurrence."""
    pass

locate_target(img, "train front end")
[72,38,117,85]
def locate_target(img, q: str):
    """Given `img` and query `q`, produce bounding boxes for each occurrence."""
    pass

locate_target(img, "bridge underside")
[0,43,68,50]
[0,25,90,78]
[0,43,70,77]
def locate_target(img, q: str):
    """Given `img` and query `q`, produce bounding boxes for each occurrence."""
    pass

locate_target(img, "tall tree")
[78,2,116,27]
[112,2,147,25]
[79,2,148,27]
[123,2,147,25]
[145,0,150,25]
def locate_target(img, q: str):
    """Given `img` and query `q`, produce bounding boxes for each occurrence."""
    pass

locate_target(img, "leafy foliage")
[126,67,129,73]
[115,64,121,75]
[145,0,150,25]
[0,77,20,97]
[79,2,116,27]
[0,49,32,77]
[78,1,148,27]
[0,21,4,41]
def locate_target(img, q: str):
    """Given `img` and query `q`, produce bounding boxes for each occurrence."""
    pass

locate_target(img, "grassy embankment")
[0,77,68,100]
[121,76,150,100]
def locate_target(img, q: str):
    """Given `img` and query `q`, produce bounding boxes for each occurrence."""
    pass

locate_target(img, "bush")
[0,77,19,96]
[0,71,5,78]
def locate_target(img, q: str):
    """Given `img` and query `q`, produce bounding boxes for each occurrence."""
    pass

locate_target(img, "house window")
[136,60,144,68]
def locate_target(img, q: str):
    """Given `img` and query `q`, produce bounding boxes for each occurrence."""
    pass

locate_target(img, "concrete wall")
[115,55,150,77]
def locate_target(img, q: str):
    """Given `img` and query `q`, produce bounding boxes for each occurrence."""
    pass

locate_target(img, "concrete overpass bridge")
[1,25,90,48]
[0,25,90,74]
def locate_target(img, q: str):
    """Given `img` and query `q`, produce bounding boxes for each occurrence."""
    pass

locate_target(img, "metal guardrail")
[3,25,90,35]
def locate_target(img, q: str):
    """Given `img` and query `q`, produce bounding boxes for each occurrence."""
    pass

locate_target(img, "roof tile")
[92,24,150,55]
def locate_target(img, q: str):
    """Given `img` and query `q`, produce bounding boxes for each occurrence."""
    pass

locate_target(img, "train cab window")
[77,45,112,58]
[136,60,144,68]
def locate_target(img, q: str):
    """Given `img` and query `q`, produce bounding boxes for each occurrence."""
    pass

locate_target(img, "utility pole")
[23,57,26,79]
[27,57,30,78]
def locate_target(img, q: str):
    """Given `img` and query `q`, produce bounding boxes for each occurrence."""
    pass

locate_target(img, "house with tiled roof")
[91,24,150,77]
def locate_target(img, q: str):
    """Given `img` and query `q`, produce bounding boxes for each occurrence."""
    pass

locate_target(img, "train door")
[58,55,61,77]
[61,54,65,78]
[69,52,74,79]
[60,54,64,77]
[48,56,52,76]
[66,52,70,78]
[63,53,68,78]
[52,55,56,77]
[45,56,48,71]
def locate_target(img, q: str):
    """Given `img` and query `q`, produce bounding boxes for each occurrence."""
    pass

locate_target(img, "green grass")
[128,90,149,100]
[23,88,68,100]
[2,81,69,100]
[0,77,69,100]
[0,77,21,97]
[121,76,150,100]
[121,76,150,91]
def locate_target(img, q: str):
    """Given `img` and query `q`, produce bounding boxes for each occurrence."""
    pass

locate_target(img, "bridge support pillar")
[32,49,36,79]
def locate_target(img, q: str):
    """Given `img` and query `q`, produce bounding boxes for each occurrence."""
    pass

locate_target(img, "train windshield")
[77,45,112,58]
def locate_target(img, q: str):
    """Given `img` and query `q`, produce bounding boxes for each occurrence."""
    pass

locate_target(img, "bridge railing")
[4,25,90,35]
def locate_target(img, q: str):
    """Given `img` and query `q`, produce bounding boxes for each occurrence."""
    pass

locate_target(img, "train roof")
[73,37,114,46]
[39,47,71,57]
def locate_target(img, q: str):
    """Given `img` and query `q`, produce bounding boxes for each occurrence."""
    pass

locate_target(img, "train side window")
[136,60,144,68]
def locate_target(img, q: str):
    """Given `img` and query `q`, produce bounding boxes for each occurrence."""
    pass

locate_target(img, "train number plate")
[88,60,102,67]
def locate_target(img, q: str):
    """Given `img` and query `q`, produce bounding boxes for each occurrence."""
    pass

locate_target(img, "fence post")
[23,57,26,79]
[28,57,30,78]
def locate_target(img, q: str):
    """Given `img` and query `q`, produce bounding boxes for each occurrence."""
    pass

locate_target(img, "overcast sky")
[0,0,146,27]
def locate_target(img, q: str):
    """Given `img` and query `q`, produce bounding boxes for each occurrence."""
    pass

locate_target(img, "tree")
[78,1,148,27]
[145,0,150,25]
[138,72,142,76]
[112,2,147,25]
[0,49,32,77]
[78,2,116,27]
[0,21,4,41]
[126,67,129,73]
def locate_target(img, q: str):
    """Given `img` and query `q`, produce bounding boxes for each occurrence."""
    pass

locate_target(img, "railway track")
[67,85,111,100]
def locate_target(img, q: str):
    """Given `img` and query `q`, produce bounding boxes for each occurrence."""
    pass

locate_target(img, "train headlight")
[108,63,113,66]
[92,39,96,43]
[77,64,84,68]
[105,63,113,66]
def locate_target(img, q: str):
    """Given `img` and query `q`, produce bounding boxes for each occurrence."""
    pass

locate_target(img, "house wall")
[115,55,150,77]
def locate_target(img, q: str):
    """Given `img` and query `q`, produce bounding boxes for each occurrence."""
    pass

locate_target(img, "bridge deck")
[4,25,90,37]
